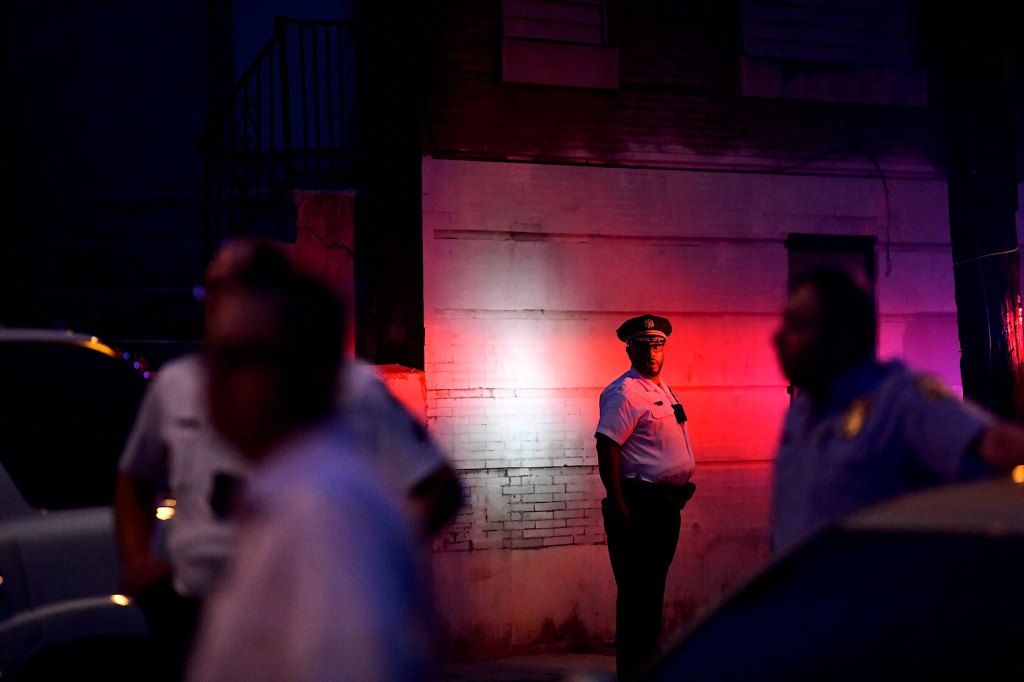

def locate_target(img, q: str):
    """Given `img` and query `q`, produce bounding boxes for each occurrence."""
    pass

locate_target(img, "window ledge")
[740,54,928,107]
[502,37,619,89]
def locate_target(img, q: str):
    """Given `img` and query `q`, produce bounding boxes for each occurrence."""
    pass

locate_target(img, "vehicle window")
[0,341,147,510]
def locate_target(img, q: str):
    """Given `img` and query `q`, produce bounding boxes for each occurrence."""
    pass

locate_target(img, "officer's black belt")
[622,477,696,509]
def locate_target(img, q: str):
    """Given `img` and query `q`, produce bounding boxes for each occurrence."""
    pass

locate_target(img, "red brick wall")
[424,0,944,177]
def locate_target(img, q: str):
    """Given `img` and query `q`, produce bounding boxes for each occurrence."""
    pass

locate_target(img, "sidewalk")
[442,650,617,682]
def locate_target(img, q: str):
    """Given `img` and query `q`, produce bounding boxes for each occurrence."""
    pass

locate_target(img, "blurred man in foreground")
[115,239,459,679]
[771,266,1024,554]
[187,246,436,681]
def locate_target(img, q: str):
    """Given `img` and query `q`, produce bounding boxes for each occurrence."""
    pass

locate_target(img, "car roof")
[0,327,121,357]
[0,327,95,341]
[839,477,1024,537]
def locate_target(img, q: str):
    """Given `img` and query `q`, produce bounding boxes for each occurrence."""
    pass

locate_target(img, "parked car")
[0,329,155,680]
[638,476,1024,681]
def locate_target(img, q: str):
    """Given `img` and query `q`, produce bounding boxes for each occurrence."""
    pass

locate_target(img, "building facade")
[420,0,1022,656]
[6,0,1023,661]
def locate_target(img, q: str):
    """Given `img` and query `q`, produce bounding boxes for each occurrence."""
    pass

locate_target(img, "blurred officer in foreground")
[771,266,1024,554]
[596,314,697,681]
[115,239,459,680]
[187,246,436,681]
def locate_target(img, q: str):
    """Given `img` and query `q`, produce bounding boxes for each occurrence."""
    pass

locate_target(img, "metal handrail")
[203,17,356,259]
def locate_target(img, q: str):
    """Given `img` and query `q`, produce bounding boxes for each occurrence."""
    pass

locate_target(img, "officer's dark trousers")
[603,480,681,681]
[135,575,203,681]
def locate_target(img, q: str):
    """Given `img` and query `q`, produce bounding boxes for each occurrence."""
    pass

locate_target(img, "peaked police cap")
[616,314,672,342]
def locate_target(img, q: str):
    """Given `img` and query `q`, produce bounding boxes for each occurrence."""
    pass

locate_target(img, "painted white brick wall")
[435,465,606,551]
[421,157,1009,653]
[424,160,969,554]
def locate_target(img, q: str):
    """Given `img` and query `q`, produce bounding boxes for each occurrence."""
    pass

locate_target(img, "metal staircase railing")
[203,17,357,259]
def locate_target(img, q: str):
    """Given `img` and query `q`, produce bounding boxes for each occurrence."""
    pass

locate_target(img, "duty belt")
[622,477,696,510]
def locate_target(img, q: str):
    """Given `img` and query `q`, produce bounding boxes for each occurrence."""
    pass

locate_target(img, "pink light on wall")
[1007,294,1024,416]
[419,156,980,654]
[422,161,976,480]
[425,317,612,468]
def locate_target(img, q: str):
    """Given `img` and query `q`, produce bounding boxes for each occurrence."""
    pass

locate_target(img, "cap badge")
[644,318,654,329]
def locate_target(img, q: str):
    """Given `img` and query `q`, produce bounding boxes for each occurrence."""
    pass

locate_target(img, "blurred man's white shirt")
[337,358,447,504]
[187,416,437,682]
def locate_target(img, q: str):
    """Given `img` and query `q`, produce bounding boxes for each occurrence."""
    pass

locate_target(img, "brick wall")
[424,0,944,178]
[422,158,966,654]
[419,0,974,656]
[422,155,962,557]
[438,466,605,552]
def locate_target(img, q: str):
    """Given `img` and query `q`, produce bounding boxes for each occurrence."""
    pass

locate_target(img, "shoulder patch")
[839,398,871,438]
[915,374,955,401]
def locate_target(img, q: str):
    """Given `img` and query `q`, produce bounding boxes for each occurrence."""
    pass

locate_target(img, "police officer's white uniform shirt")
[119,355,451,598]
[118,354,247,599]
[596,367,696,485]
[187,418,436,682]
[337,358,448,497]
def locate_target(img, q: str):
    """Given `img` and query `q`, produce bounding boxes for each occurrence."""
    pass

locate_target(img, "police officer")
[596,314,697,680]
[771,266,1024,554]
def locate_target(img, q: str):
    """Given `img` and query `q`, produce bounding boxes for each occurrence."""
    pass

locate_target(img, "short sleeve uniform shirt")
[596,368,696,486]
[119,355,453,598]
[118,354,248,598]
[187,418,436,682]
[771,360,993,554]
[336,359,449,496]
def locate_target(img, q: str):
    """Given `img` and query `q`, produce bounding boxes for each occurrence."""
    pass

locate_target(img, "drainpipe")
[942,4,1024,420]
